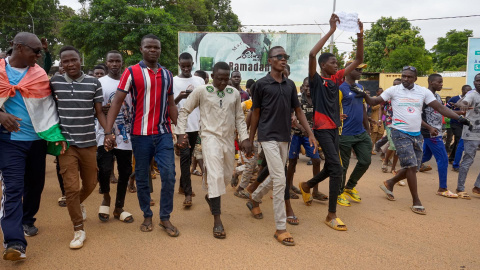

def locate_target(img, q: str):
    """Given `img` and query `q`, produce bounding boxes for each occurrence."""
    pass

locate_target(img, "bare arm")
[95,102,108,131]
[168,94,178,126]
[428,100,460,120]
[344,19,364,77]
[364,94,385,106]
[104,90,127,133]
[363,104,370,134]
[309,14,339,78]
[246,110,252,130]
[249,108,260,143]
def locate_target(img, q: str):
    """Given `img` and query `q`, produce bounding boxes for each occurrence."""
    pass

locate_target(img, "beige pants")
[59,145,98,228]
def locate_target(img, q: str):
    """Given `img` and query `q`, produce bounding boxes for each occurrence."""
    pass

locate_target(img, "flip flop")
[312,192,328,201]
[287,216,299,225]
[457,191,471,200]
[234,190,250,199]
[291,185,302,195]
[436,190,458,198]
[274,231,295,246]
[324,218,348,231]
[411,205,426,215]
[140,223,153,232]
[127,183,136,193]
[183,197,193,207]
[114,211,134,223]
[289,189,299,199]
[246,201,263,219]
[299,182,313,206]
[159,223,180,237]
[213,224,226,239]
[98,205,110,222]
[379,183,396,201]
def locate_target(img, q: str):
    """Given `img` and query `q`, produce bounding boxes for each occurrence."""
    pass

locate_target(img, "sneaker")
[337,193,351,207]
[344,188,361,202]
[80,204,87,221]
[22,224,38,237]
[69,230,86,249]
[419,163,432,172]
[3,244,26,261]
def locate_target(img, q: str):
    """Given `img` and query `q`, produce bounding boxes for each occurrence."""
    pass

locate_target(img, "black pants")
[56,156,65,196]
[374,135,388,152]
[306,129,342,213]
[97,146,132,208]
[179,131,198,196]
[209,196,221,215]
[445,128,453,153]
[449,123,463,162]
[22,140,48,226]
[255,152,290,200]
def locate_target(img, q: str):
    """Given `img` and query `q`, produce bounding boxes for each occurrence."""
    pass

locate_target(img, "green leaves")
[431,29,473,71]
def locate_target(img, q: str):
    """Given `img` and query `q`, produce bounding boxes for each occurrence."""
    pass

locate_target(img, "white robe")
[176,84,249,198]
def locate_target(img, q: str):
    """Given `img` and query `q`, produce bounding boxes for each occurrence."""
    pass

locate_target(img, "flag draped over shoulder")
[0,59,67,156]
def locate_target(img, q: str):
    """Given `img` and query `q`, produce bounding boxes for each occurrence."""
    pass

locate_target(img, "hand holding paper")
[335,11,360,33]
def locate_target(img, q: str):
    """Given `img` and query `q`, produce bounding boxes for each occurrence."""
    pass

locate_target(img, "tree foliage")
[61,0,240,73]
[363,17,432,75]
[431,29,473,71]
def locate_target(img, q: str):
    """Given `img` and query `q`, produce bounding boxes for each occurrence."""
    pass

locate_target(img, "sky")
[59,0,480,56]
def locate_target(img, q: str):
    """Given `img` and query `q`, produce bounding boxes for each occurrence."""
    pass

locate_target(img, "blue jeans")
[452,139,464,169]
[391,129,423,169]
[131,134,175,220]
[421,136,449,189]
[288,134,320,159]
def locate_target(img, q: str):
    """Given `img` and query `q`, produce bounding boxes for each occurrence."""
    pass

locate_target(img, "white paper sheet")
[335,11,360,33]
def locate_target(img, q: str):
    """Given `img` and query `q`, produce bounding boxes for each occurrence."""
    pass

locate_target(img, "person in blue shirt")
[337,61,372,207]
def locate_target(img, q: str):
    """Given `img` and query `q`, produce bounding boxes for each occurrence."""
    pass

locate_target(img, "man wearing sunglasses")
[353,66,470,215]
[0,32,66,261]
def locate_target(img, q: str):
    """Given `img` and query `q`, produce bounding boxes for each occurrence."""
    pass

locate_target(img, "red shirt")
[311,69,345,130]
[117,61,173,136]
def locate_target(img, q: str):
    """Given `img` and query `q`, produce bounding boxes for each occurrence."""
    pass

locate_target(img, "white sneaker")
[81,204,87,221]
[69,230,86,249]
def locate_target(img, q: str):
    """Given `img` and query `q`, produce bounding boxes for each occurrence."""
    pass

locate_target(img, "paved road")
[1,153,479,269]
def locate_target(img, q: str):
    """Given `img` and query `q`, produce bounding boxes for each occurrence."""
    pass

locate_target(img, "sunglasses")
[269,54,290,61]
[355,68,363,72]
[402,66,417,72]
[15,43,42,55]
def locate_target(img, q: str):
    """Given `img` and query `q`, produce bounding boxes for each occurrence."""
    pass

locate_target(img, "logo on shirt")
[217,91,225,98]
[407,107,415,113]
[206,86,214,93]
[393,118,408,125]
[226,88,233,94]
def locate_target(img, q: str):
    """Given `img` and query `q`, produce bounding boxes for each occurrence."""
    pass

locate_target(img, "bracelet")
[105,131,114,135]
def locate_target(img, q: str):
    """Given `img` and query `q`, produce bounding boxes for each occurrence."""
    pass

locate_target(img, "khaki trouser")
[59,145,98,228]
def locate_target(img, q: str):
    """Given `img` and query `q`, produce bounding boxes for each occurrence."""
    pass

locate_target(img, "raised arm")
[344,19,364,77]
[309,14,339,78]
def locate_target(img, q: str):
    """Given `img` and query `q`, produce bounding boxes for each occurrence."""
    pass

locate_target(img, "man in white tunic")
[176,62,251,239]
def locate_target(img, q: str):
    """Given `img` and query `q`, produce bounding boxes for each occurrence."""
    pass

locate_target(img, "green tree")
[362,17,431,75]
[431,29,473,71]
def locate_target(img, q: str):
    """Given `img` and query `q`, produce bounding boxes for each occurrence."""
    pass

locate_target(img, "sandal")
[312,191,328,201]
[381,164,388,173]
[436,190,458,198]
[287,216,299,225]
[183,197,193,208]
[159,222,180,237]
[456,191,471,200]
[127,183,136,193]
[274,231,295,246]
[410,205,426,215]
[98,205,110,222]
[192,170,203,176]
[140,223,153,232]
[289,189,299,199]
[58,196,67,207]
[113,211,134,223]
[379,182,395,201]
[246,201,263,219]
[299,182,313,206]
[234,189,250,199]
[291,185,302,195]
[213,224,226,239]
[324,217,348,231]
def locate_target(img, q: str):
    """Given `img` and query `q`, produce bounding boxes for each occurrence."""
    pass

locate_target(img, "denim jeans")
[421,136,449,189]
[452,139,464,169]
[391,129,423,169]
[457,140,480,192]
[131,134,176,220]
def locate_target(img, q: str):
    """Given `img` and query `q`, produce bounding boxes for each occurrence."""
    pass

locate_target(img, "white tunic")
[176,84,249,198]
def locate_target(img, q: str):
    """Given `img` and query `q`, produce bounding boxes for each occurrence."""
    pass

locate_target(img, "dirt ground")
[1,152,479,269]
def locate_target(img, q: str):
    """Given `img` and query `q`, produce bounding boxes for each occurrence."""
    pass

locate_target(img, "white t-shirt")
[173,76,205,132]
[380,84,436,133]
[462,90,480,140]
[96,75,132,150]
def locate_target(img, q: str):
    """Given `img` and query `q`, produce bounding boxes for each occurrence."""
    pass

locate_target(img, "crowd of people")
[1,13,479,261]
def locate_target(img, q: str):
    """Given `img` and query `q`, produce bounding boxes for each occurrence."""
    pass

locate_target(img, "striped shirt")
[117,61,173,135]
[50,73,103,148]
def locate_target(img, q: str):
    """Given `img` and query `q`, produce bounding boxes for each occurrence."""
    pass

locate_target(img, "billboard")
[178,32,321,84]
[467,37,480,86]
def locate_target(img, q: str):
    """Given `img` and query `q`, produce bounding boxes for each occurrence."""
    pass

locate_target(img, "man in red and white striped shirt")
[104,34,179,236]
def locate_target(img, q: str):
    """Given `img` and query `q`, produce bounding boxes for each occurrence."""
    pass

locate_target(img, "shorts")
[386,126,396,151]
[391,129,423,169]
[288,134,320,159]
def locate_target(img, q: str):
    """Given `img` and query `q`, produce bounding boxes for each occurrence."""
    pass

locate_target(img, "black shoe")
[3,244,26,261]
[307,160,313,166]
[22,224,38,237]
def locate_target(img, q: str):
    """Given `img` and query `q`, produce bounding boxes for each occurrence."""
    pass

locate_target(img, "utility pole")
[329,0,336,53]
[27,11,34,34]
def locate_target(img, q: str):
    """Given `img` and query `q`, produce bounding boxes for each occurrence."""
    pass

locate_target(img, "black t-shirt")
[292,94,314,136]
[310,70,344,129]
[252,73,300,142]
